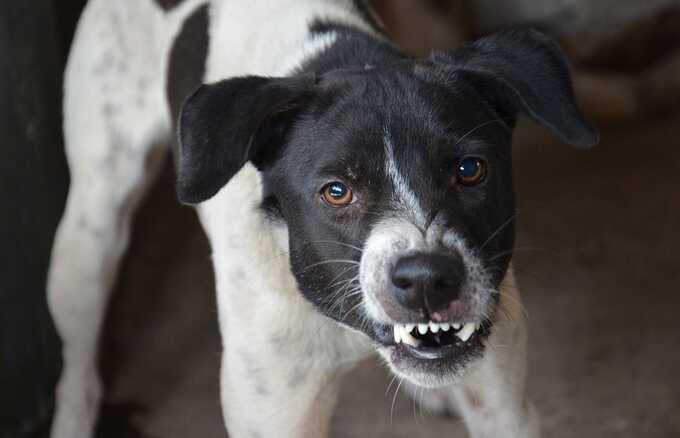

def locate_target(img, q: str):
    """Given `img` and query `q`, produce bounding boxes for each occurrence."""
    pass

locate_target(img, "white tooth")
[441,323,450,332]
[394,325,402,344]
[429,322,440,333]
[418,324,428,335]
[401,329,422,348]
[453,323,461,330]
[456,323,476,342]
[405,324,415,334]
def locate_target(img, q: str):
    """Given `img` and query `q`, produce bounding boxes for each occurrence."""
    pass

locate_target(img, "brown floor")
[99,114,680,438]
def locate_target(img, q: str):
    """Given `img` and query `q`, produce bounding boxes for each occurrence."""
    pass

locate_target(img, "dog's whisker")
[453,116,516,145]
[385,374,399,397]
[303,240,364,253]
[340,301,365,321]
[297,259,360,274]
[479,213,517,252]
[486,246,546,263]
[326,288,362,316]
[390,377,405,425]
[326,265,360,289]
[494,288,530,320]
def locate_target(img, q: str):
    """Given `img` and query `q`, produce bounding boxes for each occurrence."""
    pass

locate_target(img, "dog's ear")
[431,29,599,148]
[175,75,316,204]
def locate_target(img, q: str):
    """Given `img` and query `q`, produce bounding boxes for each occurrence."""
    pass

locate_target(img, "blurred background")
[1,1,678,437]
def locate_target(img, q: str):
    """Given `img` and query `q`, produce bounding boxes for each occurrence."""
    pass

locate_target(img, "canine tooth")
[441,323,450,331]
[418,324,428,335]
[453,323,461,330]
[456,323,476,342]
[393,325,402,344]
[429,322,440,333]
[405,324,415,333]
[401,329,421,348]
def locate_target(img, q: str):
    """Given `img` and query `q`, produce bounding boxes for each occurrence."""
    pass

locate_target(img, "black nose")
[391,253,465,313]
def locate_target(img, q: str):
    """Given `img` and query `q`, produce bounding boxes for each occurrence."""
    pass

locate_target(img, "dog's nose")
[391,253,465,313]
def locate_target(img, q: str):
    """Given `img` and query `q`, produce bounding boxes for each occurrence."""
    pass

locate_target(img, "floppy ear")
[175,75,316,204]
[431,29,599,148]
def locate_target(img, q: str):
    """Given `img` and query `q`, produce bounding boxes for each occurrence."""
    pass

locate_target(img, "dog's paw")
[403,380,459,418]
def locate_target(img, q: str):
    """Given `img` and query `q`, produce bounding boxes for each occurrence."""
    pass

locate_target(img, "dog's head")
[175,30,597,387]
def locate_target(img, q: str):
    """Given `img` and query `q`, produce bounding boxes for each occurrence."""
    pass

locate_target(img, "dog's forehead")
[277,67,512,222]
[295,77,492,171]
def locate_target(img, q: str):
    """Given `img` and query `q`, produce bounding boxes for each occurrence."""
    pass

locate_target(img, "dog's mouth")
[393,320,490,355]
[371,318,493,385]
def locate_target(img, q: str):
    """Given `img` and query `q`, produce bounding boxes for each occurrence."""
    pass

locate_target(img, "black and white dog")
[47,0,598,437]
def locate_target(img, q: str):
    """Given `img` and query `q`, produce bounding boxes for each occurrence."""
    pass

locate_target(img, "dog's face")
[176,30,597,387]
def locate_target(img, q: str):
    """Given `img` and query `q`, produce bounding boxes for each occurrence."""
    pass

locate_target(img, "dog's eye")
[456,157,487,186]
[321,182,354,207]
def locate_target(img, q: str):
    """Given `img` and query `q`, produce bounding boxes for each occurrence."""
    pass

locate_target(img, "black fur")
[176,76,316,203]
[154,0,185,12]
[430,29,599,147]
[167,4,208,132]
[174,25,598,339]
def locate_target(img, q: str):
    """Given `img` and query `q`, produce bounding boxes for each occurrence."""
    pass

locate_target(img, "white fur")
[49,1,539,437]
[383,129,427,226]
[359,215,494,326]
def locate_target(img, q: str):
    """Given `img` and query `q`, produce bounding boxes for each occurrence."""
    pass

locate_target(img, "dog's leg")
[219,313,355,438]
[197,169,371,438]
[47,2,171,437]
[409,268,540,437]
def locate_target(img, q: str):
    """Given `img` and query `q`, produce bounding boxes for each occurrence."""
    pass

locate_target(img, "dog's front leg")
[198,170,370,437]
[218,292,365,438]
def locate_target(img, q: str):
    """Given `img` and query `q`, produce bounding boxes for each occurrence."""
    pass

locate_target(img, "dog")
[47,0,598,437]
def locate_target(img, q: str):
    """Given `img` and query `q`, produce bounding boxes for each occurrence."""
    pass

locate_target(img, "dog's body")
[48,1,597,437]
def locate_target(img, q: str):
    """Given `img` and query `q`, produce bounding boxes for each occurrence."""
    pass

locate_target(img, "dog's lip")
[401,342,461,360]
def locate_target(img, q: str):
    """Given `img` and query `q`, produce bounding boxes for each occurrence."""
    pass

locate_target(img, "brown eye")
[456,157,487,186]
[321,182,354,206]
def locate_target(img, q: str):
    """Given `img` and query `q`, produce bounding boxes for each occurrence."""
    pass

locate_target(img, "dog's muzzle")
[359,218,497,386]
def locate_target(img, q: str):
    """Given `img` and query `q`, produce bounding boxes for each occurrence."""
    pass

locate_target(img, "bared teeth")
[455,322,477,342]
[394,321,482,345]
[393,324,421,347]
[393,325,402,344]
[401,327,420,347]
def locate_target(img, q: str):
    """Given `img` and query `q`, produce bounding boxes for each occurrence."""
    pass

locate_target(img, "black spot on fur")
[154,0,185,12]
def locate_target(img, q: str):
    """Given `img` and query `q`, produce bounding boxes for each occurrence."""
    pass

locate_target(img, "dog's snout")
[391,253,465,313]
